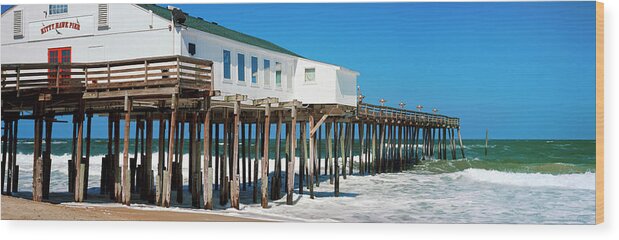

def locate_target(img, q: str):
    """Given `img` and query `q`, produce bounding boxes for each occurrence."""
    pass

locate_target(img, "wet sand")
[1,196,263,222]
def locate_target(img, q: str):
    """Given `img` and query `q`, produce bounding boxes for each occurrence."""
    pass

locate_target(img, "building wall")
[1,4,172,63]
[1,3,359,106]
[179,27,296,102]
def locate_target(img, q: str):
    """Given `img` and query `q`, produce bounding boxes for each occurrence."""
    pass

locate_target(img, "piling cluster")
[1,55,464,210]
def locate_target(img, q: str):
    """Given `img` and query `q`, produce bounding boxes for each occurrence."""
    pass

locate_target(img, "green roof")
[138,4,301,57]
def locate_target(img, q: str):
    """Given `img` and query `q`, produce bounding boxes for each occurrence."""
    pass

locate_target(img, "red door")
[48,47,71,87]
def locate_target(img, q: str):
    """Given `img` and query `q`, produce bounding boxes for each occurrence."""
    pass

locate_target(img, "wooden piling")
[253,113,261,204]
[163,95,178,208]
[326,122,333,184]
[32,103,44,202]
[1,121,8,194]
[144,113,154,202]
[457,127,465,159]
[231,100,241,209]
[334,121,340,196]
[156,112,166,205]
[286,104,297,205]
[203,95,213,210]
[271,112,282,200]
[308,115,315,199]
[299,121,306,193]
[84,113,92,199]
[241,122,247,191]
[74,102,85,202]
[359,121,365,175]
[485,128,489,156]
[43,117,53,199]
[261,102,271,208]
[121,96,132,205]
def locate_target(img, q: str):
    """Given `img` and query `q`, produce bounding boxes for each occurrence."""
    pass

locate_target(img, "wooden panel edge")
[595,1,604,225]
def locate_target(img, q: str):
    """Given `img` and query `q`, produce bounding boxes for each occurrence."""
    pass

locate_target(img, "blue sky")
[2,2,596,139]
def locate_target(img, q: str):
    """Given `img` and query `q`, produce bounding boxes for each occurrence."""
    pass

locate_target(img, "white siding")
[1,4,359,106]
[1,4,172,63]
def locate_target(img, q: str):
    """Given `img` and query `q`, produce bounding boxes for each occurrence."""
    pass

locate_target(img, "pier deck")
[1,55,463,211]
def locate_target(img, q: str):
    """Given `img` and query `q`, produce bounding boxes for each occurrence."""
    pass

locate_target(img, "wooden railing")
[1,55,213,96]
[357,102,460,127]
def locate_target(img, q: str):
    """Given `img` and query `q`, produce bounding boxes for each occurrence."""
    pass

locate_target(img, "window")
[49,5,68,15]
[13,10,23,39]
[188,43,196,56]
[305,68,316,82]
[237,53,245,81]
[263,59,270,87]
[251,56,258,84]
[98,4,109,30]
[223,50,231,79]
[275,62,282,88]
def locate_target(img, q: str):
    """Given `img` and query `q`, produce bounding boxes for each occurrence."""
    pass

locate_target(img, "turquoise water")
[13,139,595,175]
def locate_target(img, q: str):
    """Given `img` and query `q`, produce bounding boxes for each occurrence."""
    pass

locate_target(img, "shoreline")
[1,195,265,222]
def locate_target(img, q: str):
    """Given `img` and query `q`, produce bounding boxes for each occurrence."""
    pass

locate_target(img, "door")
[48,47,72,87]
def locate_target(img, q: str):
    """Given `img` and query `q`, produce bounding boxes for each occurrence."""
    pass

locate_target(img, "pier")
[1,55,464,209]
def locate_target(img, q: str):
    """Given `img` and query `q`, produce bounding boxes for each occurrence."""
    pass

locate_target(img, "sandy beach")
[1,196,263,222]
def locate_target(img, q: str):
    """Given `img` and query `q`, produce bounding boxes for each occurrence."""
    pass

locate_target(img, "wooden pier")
[1,55,463,210]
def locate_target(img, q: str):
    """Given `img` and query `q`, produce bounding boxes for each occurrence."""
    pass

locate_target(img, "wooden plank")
[83,87,178,99]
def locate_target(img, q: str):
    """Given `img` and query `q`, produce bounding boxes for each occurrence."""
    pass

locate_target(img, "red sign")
[40,21,81,34]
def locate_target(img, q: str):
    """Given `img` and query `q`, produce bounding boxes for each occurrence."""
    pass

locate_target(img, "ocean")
[7,139,596,224]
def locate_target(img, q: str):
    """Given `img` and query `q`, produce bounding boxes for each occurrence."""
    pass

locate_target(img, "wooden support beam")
[190,112,200,208]
[43,117,53,199]
[84,113,92,199]
[241,122,247,191]
[348,122,353,176]
[271,112,282,200]
[203,95,213,210]
[458,127,466,159]
[334,122,340,196]
[121,96,132,205]
[308,115,315,199]
[231,100,241,209]
[156,111,166,205]
[1,121,9,194]
[286,103,297,205]
[299,121,306,193]
[327,122,333,183]
[163,94,178,207]
[253,113,261,204]
[359,121,365,175]
[74,102,85,202]
[144,113,154,202]
[260,102,271,208]
[32,103,44,202]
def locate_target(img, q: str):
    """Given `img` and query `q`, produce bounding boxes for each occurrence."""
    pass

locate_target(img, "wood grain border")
[595,1,604,225]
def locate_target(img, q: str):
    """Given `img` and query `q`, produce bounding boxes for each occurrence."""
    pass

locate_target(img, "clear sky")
[2,2,596,139]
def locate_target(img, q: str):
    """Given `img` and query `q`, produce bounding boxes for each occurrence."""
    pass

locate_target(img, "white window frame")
[223,49,232,81]
[305,67,316,83]
[48,4,68,16]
